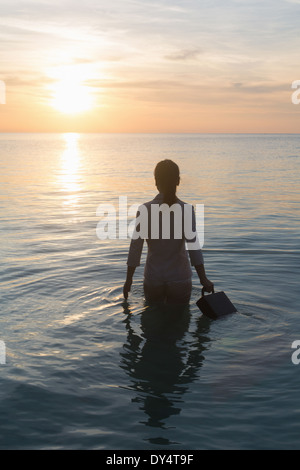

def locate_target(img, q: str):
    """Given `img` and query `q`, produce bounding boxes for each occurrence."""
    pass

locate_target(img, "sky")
[0,0,300,133]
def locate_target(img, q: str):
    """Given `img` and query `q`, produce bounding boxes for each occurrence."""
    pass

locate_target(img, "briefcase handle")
[201,286,215,297]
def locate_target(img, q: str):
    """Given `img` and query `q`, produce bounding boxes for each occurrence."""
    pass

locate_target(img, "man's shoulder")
[140,196,193,208]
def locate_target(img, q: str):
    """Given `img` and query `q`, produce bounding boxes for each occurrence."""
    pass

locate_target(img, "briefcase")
[196,287,237,319]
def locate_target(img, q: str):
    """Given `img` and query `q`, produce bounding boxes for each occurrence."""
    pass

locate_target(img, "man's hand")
[123,279,132,299]
[200,276,214,293]
[194,264,214,293]
[123,266,136,299]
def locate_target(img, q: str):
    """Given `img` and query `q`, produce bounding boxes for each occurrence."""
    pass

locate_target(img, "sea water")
[0,132,300,449]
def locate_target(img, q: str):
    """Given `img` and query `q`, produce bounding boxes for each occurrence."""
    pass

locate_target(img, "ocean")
[0,132,300,449]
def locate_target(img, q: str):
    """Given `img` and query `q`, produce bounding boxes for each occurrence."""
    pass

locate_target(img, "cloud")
[71,58,96,65]
[164,49,202,61]
[4,75,56,87]
[84,78,183,90]
[231,82,289,94]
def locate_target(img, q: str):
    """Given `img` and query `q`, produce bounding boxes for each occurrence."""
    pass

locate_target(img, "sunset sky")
[1,0,300,133]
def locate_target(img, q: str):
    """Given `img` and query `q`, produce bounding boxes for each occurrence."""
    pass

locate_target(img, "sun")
[47,62,97,115]
[51,80,93,114]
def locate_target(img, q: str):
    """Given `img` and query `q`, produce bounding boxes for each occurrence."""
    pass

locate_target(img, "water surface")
[1,133,300,449]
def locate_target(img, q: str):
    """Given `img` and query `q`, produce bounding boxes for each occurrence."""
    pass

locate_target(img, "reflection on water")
[59,133,82,206]
[120,302,211,432]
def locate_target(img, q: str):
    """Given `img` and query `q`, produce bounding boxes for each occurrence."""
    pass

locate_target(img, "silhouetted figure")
[123,160,213,304]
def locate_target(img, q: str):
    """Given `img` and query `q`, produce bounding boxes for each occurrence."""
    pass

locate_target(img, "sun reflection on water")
[59,133,82,205]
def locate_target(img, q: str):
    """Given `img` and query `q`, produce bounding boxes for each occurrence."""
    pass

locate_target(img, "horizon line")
[0,131,300,135]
